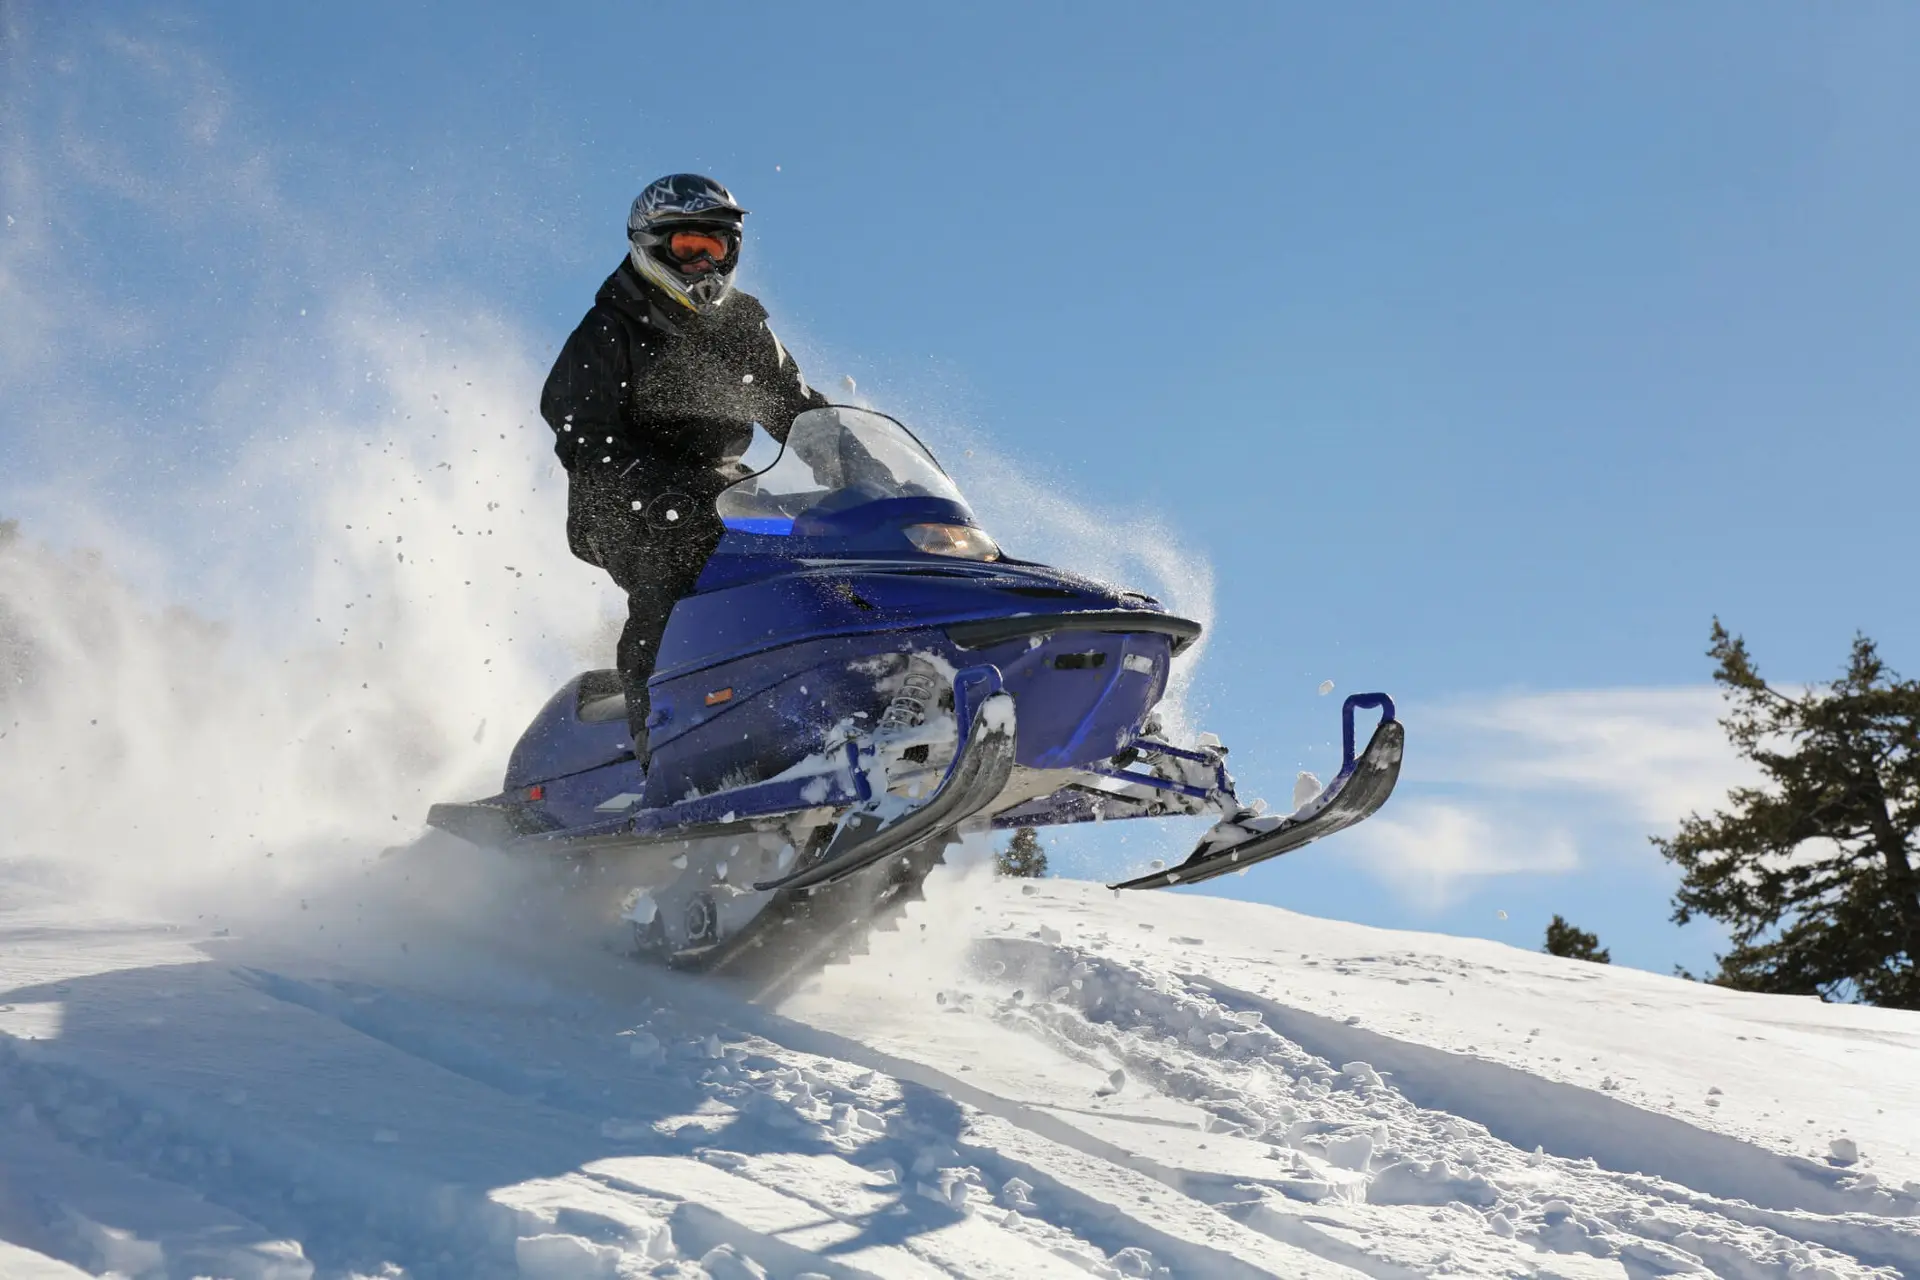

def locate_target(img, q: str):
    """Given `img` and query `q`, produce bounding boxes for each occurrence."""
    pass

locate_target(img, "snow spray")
[0,22,614,919]
[0,18,1215,938]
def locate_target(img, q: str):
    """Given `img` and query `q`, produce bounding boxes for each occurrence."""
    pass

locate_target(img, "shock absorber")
[879,658,941,731]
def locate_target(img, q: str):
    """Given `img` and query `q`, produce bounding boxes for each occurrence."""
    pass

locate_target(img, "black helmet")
[628,174,748,312]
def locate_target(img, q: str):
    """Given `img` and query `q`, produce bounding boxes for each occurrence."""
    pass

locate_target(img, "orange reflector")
[705,687,734,706]
[528,784,545,801]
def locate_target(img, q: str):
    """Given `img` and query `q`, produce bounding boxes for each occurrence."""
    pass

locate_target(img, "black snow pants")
[566,468,723,758]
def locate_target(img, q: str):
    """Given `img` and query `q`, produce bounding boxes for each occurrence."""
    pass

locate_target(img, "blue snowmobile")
[429,406,1403,975]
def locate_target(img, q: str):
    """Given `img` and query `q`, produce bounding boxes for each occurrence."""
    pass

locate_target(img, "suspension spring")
[879,659,941,731]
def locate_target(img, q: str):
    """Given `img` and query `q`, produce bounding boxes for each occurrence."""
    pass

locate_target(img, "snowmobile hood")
[657,555,1194,684]
[664,404,1198,681]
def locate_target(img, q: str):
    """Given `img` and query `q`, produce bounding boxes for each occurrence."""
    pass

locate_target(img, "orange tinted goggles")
[665,229,737,263]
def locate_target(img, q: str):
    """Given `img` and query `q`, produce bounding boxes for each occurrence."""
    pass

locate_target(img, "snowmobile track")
[691,835,955,1005]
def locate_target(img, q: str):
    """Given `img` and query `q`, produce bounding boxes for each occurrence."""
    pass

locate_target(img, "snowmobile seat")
[502,670,638,791]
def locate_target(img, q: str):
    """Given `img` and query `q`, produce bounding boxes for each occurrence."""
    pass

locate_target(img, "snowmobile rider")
[541,173,826,760]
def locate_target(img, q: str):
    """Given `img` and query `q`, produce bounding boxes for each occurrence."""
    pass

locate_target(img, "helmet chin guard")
[630,241,735,310]
[628,173,747,313]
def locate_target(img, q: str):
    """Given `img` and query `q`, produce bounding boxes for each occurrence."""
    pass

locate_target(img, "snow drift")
[2,867,1915,1279]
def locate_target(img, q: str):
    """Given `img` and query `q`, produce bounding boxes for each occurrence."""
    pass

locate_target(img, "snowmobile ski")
[1108,694,1403,891]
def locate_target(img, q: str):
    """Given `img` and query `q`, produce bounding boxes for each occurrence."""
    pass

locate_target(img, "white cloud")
[1426,687,1759,824]
[1346,799,1579,908]
[1342,686,1754,907]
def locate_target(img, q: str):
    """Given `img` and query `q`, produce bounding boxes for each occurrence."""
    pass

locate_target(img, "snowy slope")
[2,852,1916,1280]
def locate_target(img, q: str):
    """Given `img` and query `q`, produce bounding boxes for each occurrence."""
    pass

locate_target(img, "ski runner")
[541,174,826,761]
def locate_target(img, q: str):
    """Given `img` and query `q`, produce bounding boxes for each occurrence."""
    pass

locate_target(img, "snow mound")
[2,868,1916,1278]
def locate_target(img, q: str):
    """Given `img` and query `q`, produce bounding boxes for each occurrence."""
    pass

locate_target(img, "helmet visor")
[664,228,738,266]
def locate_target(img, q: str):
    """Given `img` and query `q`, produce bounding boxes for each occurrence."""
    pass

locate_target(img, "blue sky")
[3,2,1917,975]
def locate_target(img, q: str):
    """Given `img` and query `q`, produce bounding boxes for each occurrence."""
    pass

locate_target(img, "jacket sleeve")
[755,320,829,444]
[541,305,638,474]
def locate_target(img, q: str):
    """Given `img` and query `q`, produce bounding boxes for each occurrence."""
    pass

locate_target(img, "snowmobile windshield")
[716,406,974,536]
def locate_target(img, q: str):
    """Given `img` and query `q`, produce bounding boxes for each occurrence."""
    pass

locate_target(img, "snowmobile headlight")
[904,522,1000,561]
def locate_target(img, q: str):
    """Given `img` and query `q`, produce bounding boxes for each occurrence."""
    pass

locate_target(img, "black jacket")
[540,260,825,494]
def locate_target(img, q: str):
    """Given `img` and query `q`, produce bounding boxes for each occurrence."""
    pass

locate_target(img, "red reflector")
[528,785,545,801]
[705,687,734,706]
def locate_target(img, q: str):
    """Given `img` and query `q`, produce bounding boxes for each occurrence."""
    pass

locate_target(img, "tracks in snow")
[936,930,1920,1280]
[2,913,1327,1278]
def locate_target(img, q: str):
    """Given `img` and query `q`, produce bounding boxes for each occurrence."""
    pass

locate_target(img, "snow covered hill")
[2,852,1916,1280]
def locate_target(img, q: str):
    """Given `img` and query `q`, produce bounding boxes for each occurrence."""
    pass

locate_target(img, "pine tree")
[996,826,1048,878]
[1544,914,1610,963]
[1652,621,1920,1008]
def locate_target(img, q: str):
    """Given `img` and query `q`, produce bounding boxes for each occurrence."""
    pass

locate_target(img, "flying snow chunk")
[700,1243,769,1279]
[1318,679,1335,695]
[1293,771,1324,811]
[1342,1061,1384,1088]
[519,1233,625,1279]
[1111,1248,1165,1278]
[1323,1130,1375,1170]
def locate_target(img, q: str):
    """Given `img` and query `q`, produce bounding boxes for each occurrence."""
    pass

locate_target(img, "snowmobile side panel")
[641,625,1177,801]
[916,629,1169,772]
[981,631,1175,771]
[640,632,906,805]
